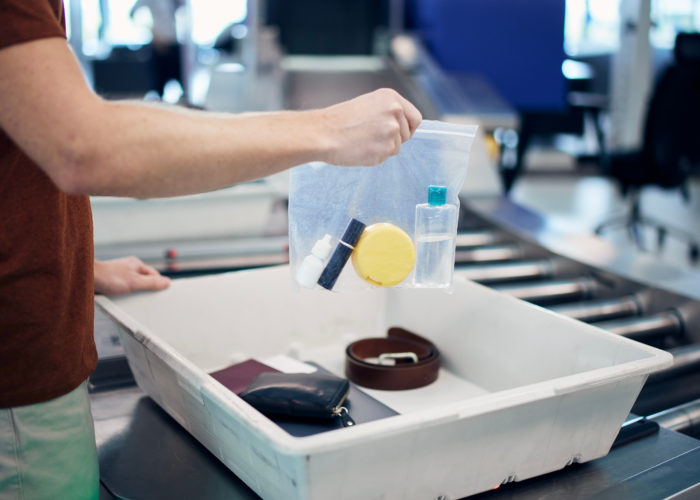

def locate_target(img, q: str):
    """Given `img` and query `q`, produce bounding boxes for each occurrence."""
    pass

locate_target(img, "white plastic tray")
[96,265,672,499]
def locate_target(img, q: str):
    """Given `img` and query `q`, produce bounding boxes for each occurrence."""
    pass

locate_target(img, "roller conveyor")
[494,278,599,305]
[648,398,700,438]
[648,344,700,384]
[593,311,684,342]
[455,230,510,248]
[631,344,700,415]
[634,369,700,417]
[549,295,643,322]
[456,259,554,284]
[460,197,700,437]
[454,244,522,264]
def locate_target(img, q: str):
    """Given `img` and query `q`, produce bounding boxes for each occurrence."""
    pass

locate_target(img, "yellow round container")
[351,223,415,287]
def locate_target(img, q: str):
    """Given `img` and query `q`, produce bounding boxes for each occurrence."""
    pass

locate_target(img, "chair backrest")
[641,32,700,188]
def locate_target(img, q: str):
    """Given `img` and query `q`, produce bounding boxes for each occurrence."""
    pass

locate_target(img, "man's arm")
[0,38,422,198]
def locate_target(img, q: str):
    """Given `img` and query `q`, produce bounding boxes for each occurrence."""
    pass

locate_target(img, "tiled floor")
[509,173,700,270]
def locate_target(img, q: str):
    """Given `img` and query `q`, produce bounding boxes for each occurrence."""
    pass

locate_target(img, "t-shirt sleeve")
[0,0,66,51]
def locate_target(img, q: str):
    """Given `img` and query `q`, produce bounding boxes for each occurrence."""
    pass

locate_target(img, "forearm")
[76,101,330,197]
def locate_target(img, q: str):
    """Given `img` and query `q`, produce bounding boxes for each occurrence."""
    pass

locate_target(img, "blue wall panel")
[413,0,567,111]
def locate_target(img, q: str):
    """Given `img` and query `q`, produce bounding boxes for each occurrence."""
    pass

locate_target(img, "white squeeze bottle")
[414,185,458,288]
[296,234,333,288]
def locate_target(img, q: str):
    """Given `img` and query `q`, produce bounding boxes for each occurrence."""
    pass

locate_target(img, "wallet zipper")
[332,406,355,427]
[332,385,355,427]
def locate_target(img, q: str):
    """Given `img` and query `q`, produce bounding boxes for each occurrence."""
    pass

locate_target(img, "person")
[0,0,422,498]
[129,0,184,99]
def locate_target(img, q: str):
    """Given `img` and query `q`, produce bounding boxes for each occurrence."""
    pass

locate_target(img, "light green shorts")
[0,381,99,500]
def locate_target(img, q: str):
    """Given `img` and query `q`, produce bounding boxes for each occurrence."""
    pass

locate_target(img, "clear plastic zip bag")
[288,120,477,292]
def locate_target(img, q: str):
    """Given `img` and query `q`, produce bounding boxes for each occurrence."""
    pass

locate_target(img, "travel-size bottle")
[414,186,458,288]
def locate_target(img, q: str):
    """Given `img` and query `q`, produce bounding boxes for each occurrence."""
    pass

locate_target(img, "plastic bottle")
[296,234,333,288]
[414,185,458,288]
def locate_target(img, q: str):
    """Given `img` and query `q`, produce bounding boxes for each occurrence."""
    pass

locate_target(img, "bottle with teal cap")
[414,185,458,288]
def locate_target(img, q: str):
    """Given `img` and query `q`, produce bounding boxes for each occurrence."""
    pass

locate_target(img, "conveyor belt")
[457,198,700,440]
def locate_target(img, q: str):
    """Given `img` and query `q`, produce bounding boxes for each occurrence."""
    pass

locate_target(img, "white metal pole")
[609,0,653,151]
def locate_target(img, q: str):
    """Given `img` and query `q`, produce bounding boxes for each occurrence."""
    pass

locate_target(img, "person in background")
[0,0,422,498]
[130,0,184,99]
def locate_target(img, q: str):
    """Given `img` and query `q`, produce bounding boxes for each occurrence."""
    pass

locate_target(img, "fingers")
[118,257,171,293]
[390,93,419,159]
[401,96,423,136]
[390,90,423,142]
[321,88,422,166]
[380,89,421,144]
[392,133,402,157]
[137,261,164,277]
[135,261,171,289]
[396,105,411,144]
[94,257,170,296]
[132,272,171,292]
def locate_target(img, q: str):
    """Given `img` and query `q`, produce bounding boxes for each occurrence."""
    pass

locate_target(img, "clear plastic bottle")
[414,186,458,288]
[296,234,333,288]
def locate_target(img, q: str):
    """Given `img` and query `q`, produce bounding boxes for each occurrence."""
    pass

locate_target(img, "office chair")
[595,32,700,262]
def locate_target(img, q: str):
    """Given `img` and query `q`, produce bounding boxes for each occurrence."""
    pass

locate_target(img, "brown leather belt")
[345,327,440,390]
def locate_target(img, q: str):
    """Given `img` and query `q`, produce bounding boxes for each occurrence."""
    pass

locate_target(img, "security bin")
[96,265,672,499]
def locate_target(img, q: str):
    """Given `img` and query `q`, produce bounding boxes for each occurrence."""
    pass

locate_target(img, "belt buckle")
[366,351,418,366]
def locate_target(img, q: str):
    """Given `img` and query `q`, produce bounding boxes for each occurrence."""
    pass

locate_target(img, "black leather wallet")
[240,372,355,427]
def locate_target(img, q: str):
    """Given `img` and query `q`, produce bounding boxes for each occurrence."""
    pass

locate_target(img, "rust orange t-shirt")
[0,0,97,407]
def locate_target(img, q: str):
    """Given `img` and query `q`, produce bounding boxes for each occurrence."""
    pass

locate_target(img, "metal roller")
[633,344,700,415]
[648,398,700,438]
[494,278,598,306]
[455,231,509,248]
[455,244,522,264]
[455,260,554,284]
[550,295,643,322]
[647,344,700,384]
[633,370,700,417]
[592,310,684,342]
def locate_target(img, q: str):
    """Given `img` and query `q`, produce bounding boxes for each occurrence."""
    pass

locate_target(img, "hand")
[94,257,171,297]
[319,88,423,166]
